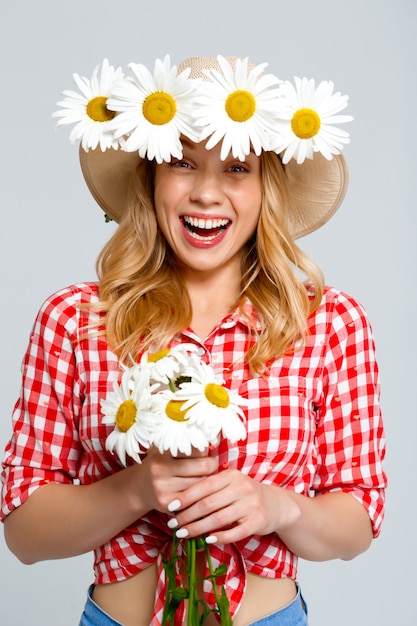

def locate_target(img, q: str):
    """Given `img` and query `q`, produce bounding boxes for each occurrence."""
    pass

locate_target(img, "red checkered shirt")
[1,282,386,623]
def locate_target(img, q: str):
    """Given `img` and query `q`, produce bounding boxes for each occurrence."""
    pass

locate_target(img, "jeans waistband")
[79,582,308,626]
[78,586,123,626]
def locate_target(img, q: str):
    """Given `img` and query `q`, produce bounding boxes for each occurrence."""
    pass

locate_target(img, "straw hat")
[57,55,351,239]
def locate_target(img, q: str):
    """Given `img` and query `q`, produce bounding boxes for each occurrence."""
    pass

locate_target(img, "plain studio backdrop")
[0,1,415,624]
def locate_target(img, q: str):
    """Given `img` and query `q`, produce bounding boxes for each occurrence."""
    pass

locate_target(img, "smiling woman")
[1,54,386,626]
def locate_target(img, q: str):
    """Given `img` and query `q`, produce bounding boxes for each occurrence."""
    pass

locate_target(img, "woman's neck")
[183,270,241,340]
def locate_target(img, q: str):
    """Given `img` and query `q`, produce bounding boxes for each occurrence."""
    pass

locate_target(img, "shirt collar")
[227,298,263,333]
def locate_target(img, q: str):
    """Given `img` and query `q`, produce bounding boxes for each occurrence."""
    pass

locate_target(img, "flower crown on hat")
[53,54,353,166]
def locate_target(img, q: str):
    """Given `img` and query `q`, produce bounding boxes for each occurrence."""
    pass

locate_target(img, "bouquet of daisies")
[100,344,247,625]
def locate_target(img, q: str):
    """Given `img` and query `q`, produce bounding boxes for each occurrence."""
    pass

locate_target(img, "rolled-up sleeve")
[313,293,387,537]
[1,288,84,520]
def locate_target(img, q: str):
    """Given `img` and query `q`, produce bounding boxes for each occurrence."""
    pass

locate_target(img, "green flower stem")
[187,538,197,626]
[161,534,232,626]
[161,533,179,626]
[204,541,222,609]
[204,541,233,626]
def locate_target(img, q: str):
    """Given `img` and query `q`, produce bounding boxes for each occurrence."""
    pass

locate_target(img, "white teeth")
[183,216,229,230]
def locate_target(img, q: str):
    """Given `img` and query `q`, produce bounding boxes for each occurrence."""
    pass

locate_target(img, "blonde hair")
[95,153,324,373]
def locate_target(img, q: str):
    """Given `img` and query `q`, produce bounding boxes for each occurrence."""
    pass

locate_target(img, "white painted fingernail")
[167,517,179,529]
[205,535,218,544]
[176,528,189,539]
[168,499,181,512]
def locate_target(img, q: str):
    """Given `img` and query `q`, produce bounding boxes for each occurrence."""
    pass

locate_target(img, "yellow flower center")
[204,383,230,408]
[291,108,321,139]
[148,349,170,362]
[115,399,137,432]
[143,92,177,125]
[225,90,256,122]
[86,96,116,122]
[165,400,188,422]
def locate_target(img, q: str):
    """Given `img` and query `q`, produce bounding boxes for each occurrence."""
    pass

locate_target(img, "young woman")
[1,55,386,626]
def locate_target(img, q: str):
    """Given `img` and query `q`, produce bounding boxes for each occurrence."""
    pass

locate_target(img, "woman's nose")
[189,171,224,206]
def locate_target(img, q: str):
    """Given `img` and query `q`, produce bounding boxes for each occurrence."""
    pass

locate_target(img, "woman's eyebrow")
[180,137,197,151]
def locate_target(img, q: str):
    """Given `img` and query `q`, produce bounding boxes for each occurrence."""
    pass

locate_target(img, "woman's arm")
[3,450,218,564]
[257,482,373,560]
[271,488,373,561]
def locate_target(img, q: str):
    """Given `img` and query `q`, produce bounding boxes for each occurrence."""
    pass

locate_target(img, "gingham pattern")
[1,282,386,622]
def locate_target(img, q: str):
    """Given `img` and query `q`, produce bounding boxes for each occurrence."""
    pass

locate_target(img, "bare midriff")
[92,554,297,626]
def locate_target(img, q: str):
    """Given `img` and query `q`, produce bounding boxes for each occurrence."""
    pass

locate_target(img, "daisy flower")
[52,58,124,152]
[148,391,211,457]
[101,365,158,466]
[106,55,201,164]
[194,55,282,161]
[142,343,200,386]
[273,76,353,164]
[175,361,247,444]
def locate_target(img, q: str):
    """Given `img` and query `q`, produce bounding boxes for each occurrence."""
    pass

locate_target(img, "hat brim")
[284,151,348,238]
[79,146,348,239]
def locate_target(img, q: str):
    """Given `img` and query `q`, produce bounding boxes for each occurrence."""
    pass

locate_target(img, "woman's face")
[153,138,262,280]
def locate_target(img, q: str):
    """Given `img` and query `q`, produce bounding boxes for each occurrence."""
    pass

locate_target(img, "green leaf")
[217,587,233,626]
[164,589,188,623]
[171,586,189,601]
[213,563,228,577]
[195,537,206,551]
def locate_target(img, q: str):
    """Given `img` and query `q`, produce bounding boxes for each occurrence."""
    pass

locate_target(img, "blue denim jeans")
[79,582,308,625]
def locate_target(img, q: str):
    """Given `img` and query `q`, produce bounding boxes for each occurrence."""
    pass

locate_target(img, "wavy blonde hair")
[95,153,324,373]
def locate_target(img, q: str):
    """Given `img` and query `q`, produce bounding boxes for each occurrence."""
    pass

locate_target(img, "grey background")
[0,1,415,624]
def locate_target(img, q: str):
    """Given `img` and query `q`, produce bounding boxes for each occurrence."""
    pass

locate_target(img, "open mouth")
[181,216,231,241]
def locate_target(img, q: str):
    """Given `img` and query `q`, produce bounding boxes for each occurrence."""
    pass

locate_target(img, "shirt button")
[196,347,205,357]
[221,318,235,329]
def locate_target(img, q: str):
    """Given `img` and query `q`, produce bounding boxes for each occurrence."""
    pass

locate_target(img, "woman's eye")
[229,164,248,173]
[171,160,191,169]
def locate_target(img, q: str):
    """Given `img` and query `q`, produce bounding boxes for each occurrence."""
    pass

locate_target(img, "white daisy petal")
[72,73,93,100]
[312,80,335,107]
[322,114,353,126]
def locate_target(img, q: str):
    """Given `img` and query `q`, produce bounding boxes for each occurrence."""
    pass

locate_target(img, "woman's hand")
[164,467,298,543]
[137,447,219,515]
